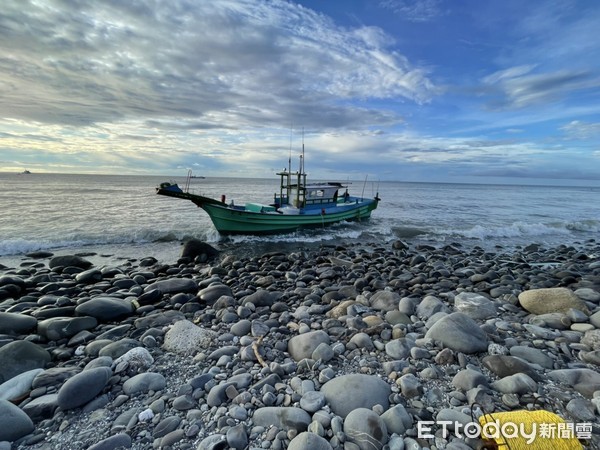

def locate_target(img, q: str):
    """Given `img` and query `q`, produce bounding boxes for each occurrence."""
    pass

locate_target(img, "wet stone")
[344,408,388,450]
[321,374,390,418]
[57,366,112,410]
[0,341,51,384]
[424,312,489,354]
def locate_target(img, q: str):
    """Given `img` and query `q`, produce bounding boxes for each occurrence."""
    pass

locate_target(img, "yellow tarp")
[478,410,584,449]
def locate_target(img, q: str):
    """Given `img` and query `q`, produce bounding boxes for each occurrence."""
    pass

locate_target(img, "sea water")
[1,172,598,267]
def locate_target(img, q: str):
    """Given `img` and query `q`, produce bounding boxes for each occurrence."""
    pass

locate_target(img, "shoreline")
[3,233,596,272]
[0,239,599,449]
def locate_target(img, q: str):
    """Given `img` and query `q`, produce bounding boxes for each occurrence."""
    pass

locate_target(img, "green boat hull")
[156,185,379,235]
[201,199,379,234]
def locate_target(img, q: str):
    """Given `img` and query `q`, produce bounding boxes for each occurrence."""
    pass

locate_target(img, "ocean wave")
[226,227,359,245]
[3,217,597,258]
[436,219,599,241]
[460,222,569,240]
[0,238,88,257]
[565,219,600,233]
[0,228,215,257]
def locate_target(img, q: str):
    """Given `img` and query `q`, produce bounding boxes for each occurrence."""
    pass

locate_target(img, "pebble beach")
[1,239,599,450]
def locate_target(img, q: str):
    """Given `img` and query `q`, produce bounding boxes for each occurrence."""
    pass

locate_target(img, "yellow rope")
[478,410,583,450]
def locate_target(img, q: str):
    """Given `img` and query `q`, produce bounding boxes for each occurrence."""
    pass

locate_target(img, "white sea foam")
[459,222,570,240]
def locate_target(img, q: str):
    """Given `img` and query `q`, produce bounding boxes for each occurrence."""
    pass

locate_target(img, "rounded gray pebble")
[87,432,132,450]
[287,431,333,450]
[300,390,326,413]
[57,367,112,410]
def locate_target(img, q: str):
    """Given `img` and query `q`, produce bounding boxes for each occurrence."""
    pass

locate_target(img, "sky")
[1,0,599,185]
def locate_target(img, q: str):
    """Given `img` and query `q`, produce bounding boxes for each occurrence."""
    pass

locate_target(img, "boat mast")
[302,129,307,193]
[296,128,307,207]
[287,127,293,203]
[289,126,293,174]
[277,127,294,207]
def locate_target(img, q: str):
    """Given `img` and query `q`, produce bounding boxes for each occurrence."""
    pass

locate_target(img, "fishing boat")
[156,152,380,235]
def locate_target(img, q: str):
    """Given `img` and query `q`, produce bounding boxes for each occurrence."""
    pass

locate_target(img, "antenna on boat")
[301,127,305,175]
[288,125,293,173]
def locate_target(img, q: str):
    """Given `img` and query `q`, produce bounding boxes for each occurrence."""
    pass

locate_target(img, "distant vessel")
[20,170,32,174]
[156,145,379,235]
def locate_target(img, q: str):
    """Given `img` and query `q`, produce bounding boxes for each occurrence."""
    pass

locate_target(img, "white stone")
[162,320,217,355]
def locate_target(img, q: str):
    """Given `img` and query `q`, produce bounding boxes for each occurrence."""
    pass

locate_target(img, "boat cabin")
[273,169,346,209]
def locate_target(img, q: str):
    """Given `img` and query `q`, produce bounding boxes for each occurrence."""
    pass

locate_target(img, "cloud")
[0,0,436,130]
[462,3,600,116]
[378,0,444,22]
[509,2,600,67]
[560,120,600,140]
[0,0,597,185]
[482,65,537,85]
[482,67,594,109]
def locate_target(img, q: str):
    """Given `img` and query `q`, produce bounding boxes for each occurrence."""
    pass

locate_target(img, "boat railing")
[184,169,193,193]
[181,169,208,197]
[305,197,337,206]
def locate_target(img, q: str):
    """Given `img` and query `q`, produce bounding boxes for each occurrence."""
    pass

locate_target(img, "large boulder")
[287,330,330,362]
[482,355,541,381]
[122,372,166,396]
[49,255,92,269]
[57,367,112,410]
[0,312,37,334]
[370,291,401,311]
[321,374,390,418]
[97,338,141,359]
[251,407,311,432]
[344,408,388,450]
[0,368,44,401]
[198,284,233,305]
[454,292,497,319]
[162,320,216,355]
[180,239,219,262]
[37,316,98,341]
[288,432,332,450]
[0,276,26,297]
[424,312,489,354]
[491,373,538,394]
[75,297,135,322]
[0,341,51,383]
[74,268,103,284]
[518,287,589,315]
[547,369,600,398]
[508,346,554,369]
[0,399,35,441]
[581,329,600,351]
[240,289,282,307]
[416,295,450,319]
[381,404,413,435]
[574,288,600,303]
[145,278,198,295]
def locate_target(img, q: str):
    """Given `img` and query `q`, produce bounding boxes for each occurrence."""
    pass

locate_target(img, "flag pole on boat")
[288,125,292,174]
[301,127,305,174]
